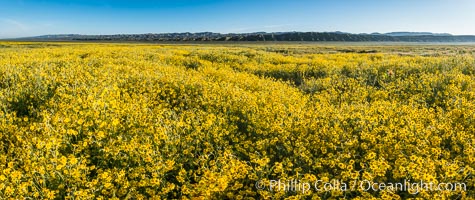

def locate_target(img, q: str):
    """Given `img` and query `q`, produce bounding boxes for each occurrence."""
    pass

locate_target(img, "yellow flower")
[0,42,473,199]
[112,118,120,126]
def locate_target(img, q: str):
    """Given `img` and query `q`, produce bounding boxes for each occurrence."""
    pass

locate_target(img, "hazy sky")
[1,0,475,38]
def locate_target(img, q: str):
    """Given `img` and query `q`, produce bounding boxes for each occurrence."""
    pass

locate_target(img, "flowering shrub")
[0,42,474,199]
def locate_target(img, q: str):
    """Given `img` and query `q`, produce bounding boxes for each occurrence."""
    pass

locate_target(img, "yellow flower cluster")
[0,42,474,199]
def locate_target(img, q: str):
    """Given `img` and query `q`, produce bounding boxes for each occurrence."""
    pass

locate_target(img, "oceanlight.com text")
[255,179,466,194]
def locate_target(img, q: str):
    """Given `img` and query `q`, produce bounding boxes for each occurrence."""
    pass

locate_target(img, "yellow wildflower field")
[0,42,474,199]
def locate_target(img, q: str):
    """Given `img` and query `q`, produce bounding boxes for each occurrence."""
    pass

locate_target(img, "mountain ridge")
[8,31,475,42]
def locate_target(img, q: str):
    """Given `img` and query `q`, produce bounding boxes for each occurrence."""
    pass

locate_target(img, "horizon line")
[3,31,474,40]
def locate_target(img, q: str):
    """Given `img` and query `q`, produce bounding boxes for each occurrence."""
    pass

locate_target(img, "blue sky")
[1,0,475,38]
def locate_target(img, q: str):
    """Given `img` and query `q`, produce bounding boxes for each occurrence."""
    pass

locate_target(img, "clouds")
[1,0,475,38]
[0,18,58,38]
[2,18,29,31]
[0,18,29,38]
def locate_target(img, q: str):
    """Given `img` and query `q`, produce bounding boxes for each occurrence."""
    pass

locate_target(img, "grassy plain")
[0,42,474,199]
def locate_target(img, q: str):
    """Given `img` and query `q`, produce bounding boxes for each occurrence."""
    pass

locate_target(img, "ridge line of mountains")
[12,32,475,42]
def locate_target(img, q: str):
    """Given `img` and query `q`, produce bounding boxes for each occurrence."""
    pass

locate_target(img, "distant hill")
[382,32,452,37]
[12,32,475,42]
